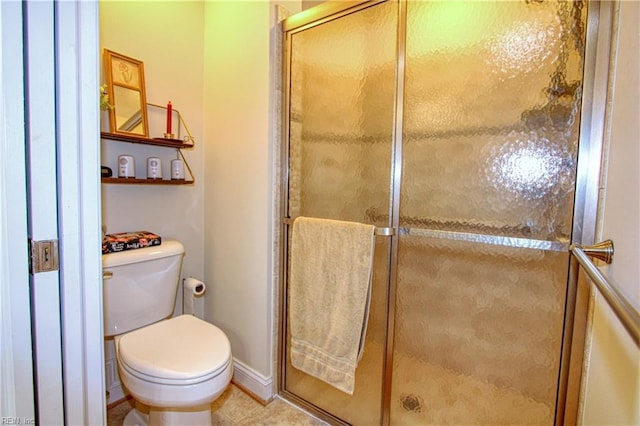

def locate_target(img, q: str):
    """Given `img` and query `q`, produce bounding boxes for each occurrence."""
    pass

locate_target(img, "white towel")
[289,216,376,395]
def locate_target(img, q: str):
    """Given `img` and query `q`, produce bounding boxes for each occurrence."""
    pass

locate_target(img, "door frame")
[53,2,105,424]
[559,1,615,424]
[0,1,104,424]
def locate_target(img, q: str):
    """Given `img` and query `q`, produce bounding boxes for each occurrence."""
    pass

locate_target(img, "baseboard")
[232,358,274,404]
[105,356,128,405]
[106,378,128,406]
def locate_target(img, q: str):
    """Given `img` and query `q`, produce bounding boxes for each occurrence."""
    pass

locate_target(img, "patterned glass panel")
[287,2,397,226]
[392,1,586,424]
[285,2,397,424]
[399,0,585,241]
[392,238,569,424]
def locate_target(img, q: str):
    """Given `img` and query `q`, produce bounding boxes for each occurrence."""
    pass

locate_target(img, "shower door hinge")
[29,238,59,274]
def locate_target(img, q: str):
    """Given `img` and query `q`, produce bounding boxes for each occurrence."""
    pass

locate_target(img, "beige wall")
[302,0,325,10]
[202,1,278,380]
[581,1,639,424]
[99,1,206,403]
[99,1,206,312]
[100,0,301,395]
[200,0,302,392]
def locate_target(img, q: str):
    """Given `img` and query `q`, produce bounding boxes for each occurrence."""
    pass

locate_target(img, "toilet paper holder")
[183,277,206,295]
[183,277,206,315]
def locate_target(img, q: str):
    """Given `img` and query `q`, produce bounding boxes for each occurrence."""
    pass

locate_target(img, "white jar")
[147,157,162,180]
[118,155,135,178]
[171,159,185,180]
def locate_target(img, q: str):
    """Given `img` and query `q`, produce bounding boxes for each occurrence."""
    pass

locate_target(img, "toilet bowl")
[102,240,233,425]
[116,315,233,425]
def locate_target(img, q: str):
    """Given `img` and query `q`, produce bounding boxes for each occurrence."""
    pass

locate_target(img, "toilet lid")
[118,315,231,383]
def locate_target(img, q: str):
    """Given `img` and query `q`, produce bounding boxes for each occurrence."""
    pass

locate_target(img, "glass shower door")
[283,2,398,424]
[391,1,587,424]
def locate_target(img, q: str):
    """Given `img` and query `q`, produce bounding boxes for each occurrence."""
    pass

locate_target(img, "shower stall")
[279,1,600,424]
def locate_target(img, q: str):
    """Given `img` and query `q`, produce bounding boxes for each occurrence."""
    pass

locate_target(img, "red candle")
[166,101,172,135]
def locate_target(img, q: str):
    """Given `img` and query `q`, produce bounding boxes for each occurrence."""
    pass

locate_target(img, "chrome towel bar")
[283,217,394,236]
[570,240,639,347]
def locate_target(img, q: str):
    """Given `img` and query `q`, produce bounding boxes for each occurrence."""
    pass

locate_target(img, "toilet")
[103,240,233,426]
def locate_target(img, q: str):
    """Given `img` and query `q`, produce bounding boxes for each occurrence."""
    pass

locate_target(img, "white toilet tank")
[103,240,185,337]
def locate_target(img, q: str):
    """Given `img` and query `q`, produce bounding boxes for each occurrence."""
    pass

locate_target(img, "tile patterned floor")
[107,384,328,426]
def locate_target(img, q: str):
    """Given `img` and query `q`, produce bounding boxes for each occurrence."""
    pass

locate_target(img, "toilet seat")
[117,315,232,386]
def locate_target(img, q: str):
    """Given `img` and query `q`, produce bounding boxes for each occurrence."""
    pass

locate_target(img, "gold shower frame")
[277,1,612,425]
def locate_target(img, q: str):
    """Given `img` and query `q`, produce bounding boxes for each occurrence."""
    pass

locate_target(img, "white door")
[1,1,104,424]
[0,1,36,420]
[23,2,65,423]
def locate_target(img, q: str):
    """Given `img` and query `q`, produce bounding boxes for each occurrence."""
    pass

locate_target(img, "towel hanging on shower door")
[288,216,376,395]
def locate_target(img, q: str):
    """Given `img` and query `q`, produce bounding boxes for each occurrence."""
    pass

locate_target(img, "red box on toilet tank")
[102,231,161,254]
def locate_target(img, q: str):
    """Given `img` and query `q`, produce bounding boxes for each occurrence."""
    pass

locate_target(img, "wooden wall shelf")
[101,177,193,185]
[101,131,195,185]
[100,132,194,149]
